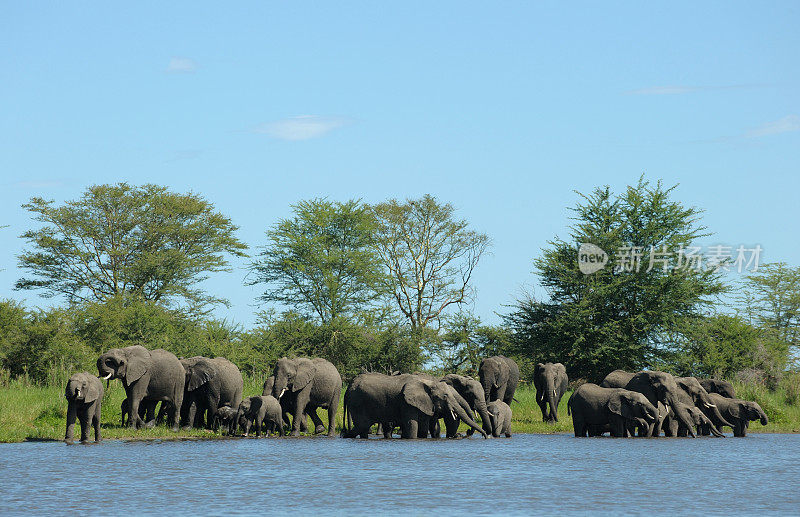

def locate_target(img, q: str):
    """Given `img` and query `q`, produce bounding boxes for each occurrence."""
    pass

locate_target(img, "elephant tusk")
[101,372,113,380]
[704,403,717,408]
[552,389,557,398]
[278,388,286,399]
[450,409,456,421]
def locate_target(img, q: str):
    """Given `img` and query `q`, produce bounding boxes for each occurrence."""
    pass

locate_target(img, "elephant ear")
[83,375,102,403]
[292,360,315,392]
[187,359,216,391]
[727,402,743,420]
[606,397,633,419]
[124,345,152,384]
[402,380,434,416]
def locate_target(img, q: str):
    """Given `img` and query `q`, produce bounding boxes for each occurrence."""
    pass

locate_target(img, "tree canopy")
[373,195,490,330]
[504,178,726,382]
[249,199,387,323]
[16,183,247,313]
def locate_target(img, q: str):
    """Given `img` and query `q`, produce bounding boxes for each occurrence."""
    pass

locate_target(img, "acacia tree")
[16,183,247,313]
[248,199,386,323]
[504,178,726,382]
[372,195,490,330]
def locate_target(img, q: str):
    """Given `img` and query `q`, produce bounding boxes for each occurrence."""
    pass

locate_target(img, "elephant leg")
[65,401,77,442]
[128,396,144,429]
[307,407,326,434]
[290,391,312,436]
[171,390,183,432]
[77,407,90,442]
[93,406,102,442]
[326,388,340,437]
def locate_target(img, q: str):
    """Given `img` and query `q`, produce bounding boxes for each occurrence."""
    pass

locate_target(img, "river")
[1,433,798,515]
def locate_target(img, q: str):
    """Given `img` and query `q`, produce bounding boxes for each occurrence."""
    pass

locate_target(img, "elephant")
[479,355,520,405]
[674,377,733,434]
[342,373,488,439]
[533,362,569,422]
[600,370,635,388]
[262,375,308,433]
[180,356,243,430]
[212,406,239,435]
[271,357,342,437]
[236,396,283,437]
[604,370,709,437]
[64,372,104,443]
[567,383,658,437]
[698,378,736,399]
[441,373,493,436]
[97,345,185,430]
[699,393,768,437]
[487,400,512,437]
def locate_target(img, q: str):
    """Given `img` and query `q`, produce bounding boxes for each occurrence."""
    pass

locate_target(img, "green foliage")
[660,314,789,385]
[505,178,726,382]
[17,183,247,313]
[249,199,387,323]
[373,195,490,330]
[426,312,513,377]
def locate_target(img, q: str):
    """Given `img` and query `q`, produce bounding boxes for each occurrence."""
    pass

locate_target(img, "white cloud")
[166,57,198,73]
[625,85,699,95]
[745,115,800,138]
[254,115,349,141]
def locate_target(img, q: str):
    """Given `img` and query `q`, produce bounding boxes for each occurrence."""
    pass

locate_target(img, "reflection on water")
[1,434,798,515]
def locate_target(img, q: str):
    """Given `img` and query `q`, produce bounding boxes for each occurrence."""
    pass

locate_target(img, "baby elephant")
[212,406,239,435]
[64,372,104,443]
[236,396,283,437]
[487,400,512,437]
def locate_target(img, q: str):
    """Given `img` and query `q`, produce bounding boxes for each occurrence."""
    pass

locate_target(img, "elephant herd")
[568,369,769,438]
[62,344,767,444]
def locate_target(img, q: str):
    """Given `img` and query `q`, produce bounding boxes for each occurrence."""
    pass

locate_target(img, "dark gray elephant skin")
[272,357,342,437]
[65,372,104,443]
[441,373,493,435]
[534,362,568,422]
[97,345,185,430]
[568,383,658,437]
[700,393,768,437]
[263,375,308,433]
[479,355,520,405]
[236,396,283,437]
[698,378,736,399]
[487,400,512,437]
[342,373,488,439]
[180,356,243,429]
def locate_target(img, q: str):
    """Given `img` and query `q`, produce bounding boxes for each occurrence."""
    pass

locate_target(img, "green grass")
[1,381,797,443]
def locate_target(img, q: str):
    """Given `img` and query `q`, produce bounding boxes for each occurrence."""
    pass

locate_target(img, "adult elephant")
[600,370,635,389]
[441,373,493,436]
[611,371,705,437]
[698,378,736,399]
[700,393,768,437]
[271,357,341,437]
[97,345,185,430]
[533,362,569,422]
[342,373,488,439]
[180,356,243,429]
[479,355,519,405]
[567,383,658,437]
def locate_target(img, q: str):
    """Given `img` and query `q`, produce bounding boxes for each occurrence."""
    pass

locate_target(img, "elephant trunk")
[481,376,493,403]
[474,398,494,435]
[669,400,698,438]
[452,402,487,438]
[546,388,558,422]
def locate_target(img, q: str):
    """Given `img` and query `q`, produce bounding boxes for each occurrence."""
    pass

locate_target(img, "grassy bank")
[1,380,797,443]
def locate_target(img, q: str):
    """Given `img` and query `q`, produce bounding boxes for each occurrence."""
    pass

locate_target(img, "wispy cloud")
[624,83,771,96]
[166,57,198,73]
[626,85,699,95]
[253,115,350,141]
[745,115,800,138]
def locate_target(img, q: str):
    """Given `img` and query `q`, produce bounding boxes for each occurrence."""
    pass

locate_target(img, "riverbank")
[1,380,798,443]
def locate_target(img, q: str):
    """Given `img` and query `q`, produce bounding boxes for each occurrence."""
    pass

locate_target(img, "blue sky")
[1,3,798,326]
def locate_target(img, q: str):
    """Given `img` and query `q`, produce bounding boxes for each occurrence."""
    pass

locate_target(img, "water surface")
[2,434,798,515]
